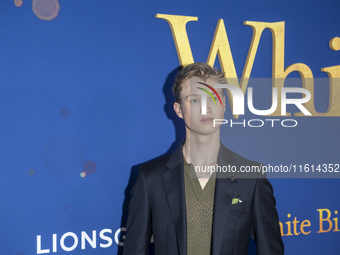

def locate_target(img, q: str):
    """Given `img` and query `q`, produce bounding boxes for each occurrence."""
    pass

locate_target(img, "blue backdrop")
[1,0,339,254]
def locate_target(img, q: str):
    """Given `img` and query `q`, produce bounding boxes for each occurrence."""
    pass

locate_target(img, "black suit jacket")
[123,143,284,255]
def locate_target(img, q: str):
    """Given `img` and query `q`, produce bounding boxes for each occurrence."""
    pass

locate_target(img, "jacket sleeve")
[122,165,152,255]
[251,174,284,255]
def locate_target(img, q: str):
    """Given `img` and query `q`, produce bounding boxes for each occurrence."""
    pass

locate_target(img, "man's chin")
[188,127,220,136]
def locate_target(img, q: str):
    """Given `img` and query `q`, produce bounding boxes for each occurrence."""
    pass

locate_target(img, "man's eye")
[191,99,199,104]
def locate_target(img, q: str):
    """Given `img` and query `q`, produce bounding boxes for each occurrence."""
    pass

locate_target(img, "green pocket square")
[232,198,239,205]
[231,197,242,205]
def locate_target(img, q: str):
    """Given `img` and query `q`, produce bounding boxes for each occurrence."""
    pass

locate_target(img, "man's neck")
[183,129,220,167]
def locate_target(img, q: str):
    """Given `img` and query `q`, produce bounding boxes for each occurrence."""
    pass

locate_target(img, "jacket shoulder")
[139,152,173,177]
[221,145,263,179]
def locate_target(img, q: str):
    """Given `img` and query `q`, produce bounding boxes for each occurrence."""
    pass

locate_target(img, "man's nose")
[206,101,212,113]
[200,100,212,115]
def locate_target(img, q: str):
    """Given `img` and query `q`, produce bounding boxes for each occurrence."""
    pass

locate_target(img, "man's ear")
[174,102,183,119]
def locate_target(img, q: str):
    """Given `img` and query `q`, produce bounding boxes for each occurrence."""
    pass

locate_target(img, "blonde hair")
[172,62,226,103]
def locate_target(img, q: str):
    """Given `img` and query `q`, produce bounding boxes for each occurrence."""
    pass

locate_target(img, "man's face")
[174,77,225,136]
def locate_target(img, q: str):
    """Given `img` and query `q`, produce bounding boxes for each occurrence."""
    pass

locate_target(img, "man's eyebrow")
[185,91,223,100]
[185,94,200,99]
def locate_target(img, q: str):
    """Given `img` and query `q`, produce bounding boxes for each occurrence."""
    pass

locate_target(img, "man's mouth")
[200,117,214,123]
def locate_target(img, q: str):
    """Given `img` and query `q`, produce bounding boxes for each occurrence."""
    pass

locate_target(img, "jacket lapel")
[163,145,187,255]
[211,144,238,255]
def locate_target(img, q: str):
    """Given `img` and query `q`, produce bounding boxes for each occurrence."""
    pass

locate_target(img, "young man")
[123,63,284,255]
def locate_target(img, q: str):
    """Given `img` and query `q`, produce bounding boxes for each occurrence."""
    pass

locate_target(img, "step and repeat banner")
[1,0,339,254]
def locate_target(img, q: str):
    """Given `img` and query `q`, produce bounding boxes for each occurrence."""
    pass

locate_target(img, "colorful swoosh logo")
[196,82,223,106]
